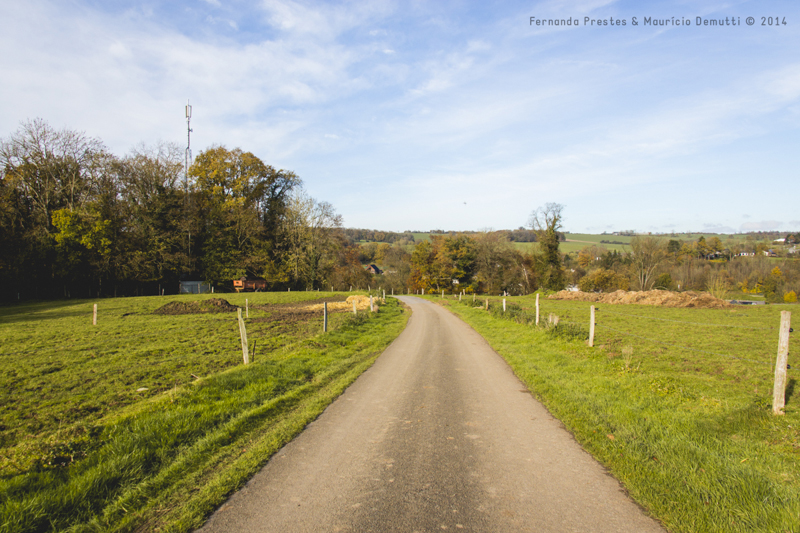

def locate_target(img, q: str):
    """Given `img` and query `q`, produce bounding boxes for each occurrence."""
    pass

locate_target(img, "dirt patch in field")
[303,295,380,312]
[154,298,239,315]
[254,295,380,316]
[548,289,730,309]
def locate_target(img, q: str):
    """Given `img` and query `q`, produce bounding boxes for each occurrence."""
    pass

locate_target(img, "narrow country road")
[198,296,666,532]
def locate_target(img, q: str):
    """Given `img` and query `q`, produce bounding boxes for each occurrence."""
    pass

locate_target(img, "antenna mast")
[185,101,193,191]
[184,101,194,260]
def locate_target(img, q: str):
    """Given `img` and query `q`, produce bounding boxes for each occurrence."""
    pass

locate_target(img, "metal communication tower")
[184,101,194,259]
[185,101,193,191]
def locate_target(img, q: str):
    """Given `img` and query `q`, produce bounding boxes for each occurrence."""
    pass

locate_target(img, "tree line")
[0,119,371,300]
[4,119,794,303]
[569,235,800,303]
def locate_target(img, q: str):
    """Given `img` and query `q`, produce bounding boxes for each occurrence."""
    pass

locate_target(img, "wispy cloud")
[2,0,798,232]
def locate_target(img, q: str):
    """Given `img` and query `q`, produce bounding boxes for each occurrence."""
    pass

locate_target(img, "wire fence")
[451,294,795,377]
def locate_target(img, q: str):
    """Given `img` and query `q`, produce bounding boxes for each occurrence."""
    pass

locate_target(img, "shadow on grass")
[0,300,98,325]
[786,378,796,405]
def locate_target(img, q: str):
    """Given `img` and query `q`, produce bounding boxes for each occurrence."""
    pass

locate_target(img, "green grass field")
[360,231,789,258]
[0,292,408,532]
[433,293,799,532]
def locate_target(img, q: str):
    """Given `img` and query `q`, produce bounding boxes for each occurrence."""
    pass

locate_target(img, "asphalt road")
[198,296,666,532]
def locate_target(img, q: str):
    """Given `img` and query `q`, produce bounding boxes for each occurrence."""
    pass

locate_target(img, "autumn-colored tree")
[189,146,301,284]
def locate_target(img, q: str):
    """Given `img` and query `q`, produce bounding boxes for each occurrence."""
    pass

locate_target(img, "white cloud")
[740,221,783,232]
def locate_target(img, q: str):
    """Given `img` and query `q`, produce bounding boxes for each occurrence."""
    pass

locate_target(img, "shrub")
[785,291,798,303]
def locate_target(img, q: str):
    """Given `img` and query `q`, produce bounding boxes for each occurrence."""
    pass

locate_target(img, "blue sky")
[1,0,798,233]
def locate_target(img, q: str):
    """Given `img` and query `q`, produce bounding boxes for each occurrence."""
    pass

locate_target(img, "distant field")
[436,294,800,532]
[358,231,786,256]
[0,292,407,532]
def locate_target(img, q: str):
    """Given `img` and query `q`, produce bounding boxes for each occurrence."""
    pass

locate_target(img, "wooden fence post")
[773,311,792,415]
[485,299,489,311]
[383,290,386,300]
[323,302,328,333]
[503,299,506,312]
[92,304,97,326]
[535,293,540,325]
[589,305,596,347]
[237,308,250,365]
[353,300,357,315]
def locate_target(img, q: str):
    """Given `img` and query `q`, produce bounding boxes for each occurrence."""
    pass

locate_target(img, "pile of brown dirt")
[154,298,239,315]
[548,289,730,309]
[302,295,380,313]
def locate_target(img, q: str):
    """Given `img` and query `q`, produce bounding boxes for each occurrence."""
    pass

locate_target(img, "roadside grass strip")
[0,294,407,533]
[436,294,800,533]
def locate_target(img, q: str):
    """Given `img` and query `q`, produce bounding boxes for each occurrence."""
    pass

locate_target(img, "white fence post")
[92,304,97,326]
[535,293,540,325]
[589,305,596,347]
[237,308,250,365]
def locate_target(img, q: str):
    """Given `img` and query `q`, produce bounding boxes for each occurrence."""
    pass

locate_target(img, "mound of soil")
[154,298,239,315]
[548,289,730,309]
[299,295,380,313]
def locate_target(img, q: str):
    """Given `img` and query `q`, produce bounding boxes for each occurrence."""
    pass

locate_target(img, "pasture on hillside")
[437,293,799,533]
[0,292,407,533]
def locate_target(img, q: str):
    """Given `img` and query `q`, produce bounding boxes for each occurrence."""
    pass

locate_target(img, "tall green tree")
[0,119,112,297]
[529,203,565,291]
[116,142,189,287]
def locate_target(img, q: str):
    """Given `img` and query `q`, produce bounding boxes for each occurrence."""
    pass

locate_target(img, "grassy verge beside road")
[0,292,407,532]
[435,294,799,533]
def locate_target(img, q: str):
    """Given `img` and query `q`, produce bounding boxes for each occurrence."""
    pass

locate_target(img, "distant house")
[763,250,778,257]
[366,264,382,275]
